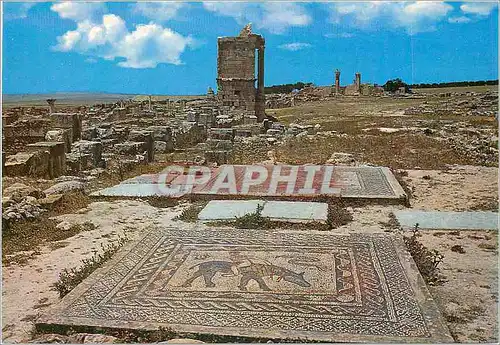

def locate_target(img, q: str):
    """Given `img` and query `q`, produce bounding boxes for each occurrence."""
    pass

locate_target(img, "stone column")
[46,99,56,114]
[355,73,361,92]
[148,95,152,111]
[256,46,265,121]
[335,69,341,95]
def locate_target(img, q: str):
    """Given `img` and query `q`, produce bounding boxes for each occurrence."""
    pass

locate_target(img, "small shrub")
[327,202,353,229]
[175,202,207,222]
[53,237,128,298]
[379,212,400,231]
[403,224,445,285]
[234,204,270,229]
[146,196,178,209]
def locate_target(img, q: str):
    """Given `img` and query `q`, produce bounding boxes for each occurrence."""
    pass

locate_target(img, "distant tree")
[383,78,410,93]
[265,82,314,94]
[410,80,498,89]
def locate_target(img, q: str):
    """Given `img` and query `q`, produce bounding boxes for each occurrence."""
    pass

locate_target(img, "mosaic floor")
[92,165,407,201]
[38,227,452,342]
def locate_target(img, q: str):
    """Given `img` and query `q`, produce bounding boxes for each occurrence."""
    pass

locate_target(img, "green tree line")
[264,82,314,94]
[410,80,498,89]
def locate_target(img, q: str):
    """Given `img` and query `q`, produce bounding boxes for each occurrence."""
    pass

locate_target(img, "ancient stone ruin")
[217,23,265,123]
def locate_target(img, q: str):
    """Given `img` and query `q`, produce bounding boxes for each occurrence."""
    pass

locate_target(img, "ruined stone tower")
[216,24,265,122]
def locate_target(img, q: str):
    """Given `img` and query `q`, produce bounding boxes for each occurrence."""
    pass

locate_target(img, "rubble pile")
[438,123,498,165]
[404,91,498,117]
[2,183,47,223]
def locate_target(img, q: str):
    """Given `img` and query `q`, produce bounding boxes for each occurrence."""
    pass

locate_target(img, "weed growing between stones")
[326,201,353,229]
[175,202,208,222]
[403,224,445,285]
[379,212,401,231]
[145,196,178,208]
[53,237,128,298]
[234,204,270,229]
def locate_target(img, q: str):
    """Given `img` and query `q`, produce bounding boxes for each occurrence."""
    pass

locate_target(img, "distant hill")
[2,92,136,107]
[2,92,206,107]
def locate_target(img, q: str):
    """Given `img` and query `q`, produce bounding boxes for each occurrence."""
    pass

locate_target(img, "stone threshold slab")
[37,227,453,343]
[198,200,329,223]
[395,210,498,230]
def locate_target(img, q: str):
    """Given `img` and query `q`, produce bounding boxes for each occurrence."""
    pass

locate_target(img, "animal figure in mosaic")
[181,260,310,291]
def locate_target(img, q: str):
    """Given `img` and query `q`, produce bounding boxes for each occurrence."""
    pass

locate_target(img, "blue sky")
[3,1,498,95]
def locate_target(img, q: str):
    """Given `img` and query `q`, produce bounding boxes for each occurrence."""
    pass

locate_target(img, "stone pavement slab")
[261,201,328,223]
[38,227,453,343]
[198,200,328,223]
[395,210,498,230]
[198,200,265,221]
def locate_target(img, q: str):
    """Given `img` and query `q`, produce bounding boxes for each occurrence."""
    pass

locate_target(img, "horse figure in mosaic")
[181,260,310,291]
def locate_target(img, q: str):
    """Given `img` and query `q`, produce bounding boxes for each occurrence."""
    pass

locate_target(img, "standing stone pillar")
[46,99,56,114]
[335,69,341,95]
[355,73,361,93]
[256,46,265,121]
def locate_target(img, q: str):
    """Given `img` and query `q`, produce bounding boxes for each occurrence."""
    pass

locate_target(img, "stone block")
[204,150,231,165]
[50,113,82,141]
[26,142,66,178]
[205,139,233,151]
[4,151,50,177]
[72,140,103,167]
[244,115,257,124]
[147,126,174,153]
[81,127,98,141]
[234,129,253,137]
[46,128,73,153]
[115,142,149,156]
[208,128,234,141]
[128,130,154,162]
[66,152,92,174]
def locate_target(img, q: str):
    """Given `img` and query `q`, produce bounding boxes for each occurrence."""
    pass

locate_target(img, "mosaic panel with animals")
[43,228,449,341]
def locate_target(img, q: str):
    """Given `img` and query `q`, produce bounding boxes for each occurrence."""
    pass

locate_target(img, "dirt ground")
[2,89,498,343]
[2,163,497,343]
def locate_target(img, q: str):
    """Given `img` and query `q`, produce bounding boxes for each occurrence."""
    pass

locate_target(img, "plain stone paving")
[198,200,328,223]
[38,227,453,343]
[198,200,265,220]
[395,210,498,230]
[261,201,328,223]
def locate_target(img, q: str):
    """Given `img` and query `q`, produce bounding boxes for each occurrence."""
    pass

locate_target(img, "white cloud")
[51,2,106,22]
[326,2,454,35]
[116,23,193,68]
[448,16,472,24]
[278,42,312,51]
[460,3,497,16]
[203,2,311,34]
[4,2,37,20]
[132,2,186,22]
[324,32,355,38]
[52,9,194,68]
